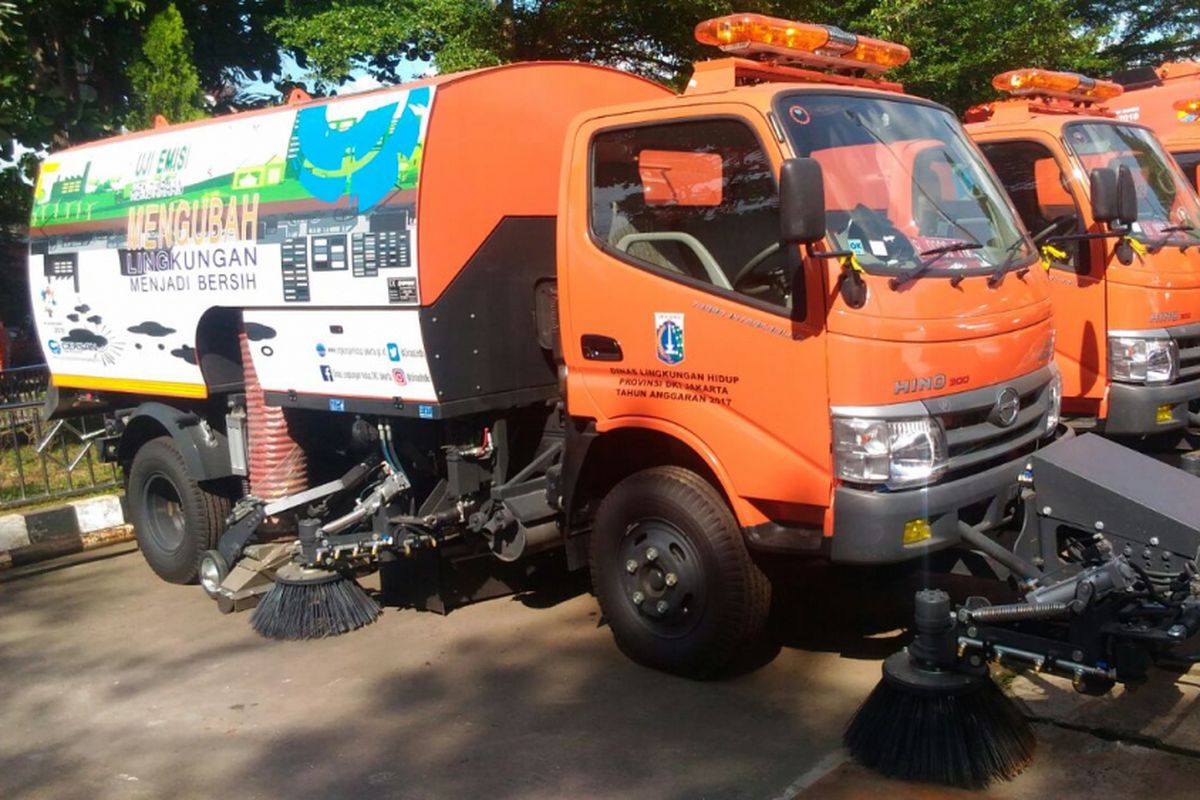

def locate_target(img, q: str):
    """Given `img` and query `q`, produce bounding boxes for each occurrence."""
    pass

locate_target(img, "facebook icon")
[320,365,334,382]
[387,343,401,362]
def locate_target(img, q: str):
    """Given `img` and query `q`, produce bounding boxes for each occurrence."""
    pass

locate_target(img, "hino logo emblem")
[991,387,1021,428]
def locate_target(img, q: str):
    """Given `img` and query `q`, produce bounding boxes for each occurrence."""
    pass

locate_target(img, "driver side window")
[979,140,1087,274]
[589,118,794,313]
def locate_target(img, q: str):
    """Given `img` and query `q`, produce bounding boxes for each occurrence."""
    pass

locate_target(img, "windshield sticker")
[788,105,811,125]
[869,240,888,257]
[848,239,865,255]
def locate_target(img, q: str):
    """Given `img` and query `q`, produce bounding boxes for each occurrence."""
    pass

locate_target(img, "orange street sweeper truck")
[25,17,1200,726]
[967,69,1200,444]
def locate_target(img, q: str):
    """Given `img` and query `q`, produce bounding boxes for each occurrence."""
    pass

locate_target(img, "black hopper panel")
[419,217,559,410]
[1030,433,1200,560]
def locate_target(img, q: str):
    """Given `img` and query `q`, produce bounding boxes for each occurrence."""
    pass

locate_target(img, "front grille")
[924,368,1052,480]
[1173,330,1200,382]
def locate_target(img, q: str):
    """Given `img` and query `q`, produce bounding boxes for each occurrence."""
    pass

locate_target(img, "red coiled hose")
[240,330,307,501]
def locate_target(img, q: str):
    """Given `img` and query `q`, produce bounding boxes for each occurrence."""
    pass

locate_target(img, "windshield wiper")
[889,241,984,289]
[844,110,988,252]
[986,236,1036,287]
[1138,222,1198,254]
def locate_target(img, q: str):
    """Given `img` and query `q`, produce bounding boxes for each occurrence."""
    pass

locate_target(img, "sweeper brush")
[249,563,381,640]
[845,590,1035,788]
[844,434,1200,788]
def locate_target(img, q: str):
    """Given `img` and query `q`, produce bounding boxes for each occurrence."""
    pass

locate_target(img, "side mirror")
[1090,166,1139,227]
[780,157,827,244]
[1089,167,1119,224]
[1115,165,1137,226]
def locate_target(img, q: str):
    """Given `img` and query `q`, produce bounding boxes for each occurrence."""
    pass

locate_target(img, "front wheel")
[127,437,231,584]
[590,466,771,678]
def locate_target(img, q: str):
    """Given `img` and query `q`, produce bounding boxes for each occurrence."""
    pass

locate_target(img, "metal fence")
[0,366,119,510]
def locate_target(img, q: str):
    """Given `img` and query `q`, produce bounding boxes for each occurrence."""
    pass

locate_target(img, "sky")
[238,52,434,102]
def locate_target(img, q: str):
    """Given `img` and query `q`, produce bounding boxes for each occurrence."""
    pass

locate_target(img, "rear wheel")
[127,437,231,584]
[590,466,771,678]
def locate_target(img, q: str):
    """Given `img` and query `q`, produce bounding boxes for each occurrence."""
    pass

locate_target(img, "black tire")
[127,436,231,584]
[590,466,771,678]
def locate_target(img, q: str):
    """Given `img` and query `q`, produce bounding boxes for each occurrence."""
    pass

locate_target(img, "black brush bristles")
[844,667,1036,789]
[250,569,381,640]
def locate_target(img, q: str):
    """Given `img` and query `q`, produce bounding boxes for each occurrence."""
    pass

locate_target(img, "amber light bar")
[993,68,1123,102]
[694,14,910,74]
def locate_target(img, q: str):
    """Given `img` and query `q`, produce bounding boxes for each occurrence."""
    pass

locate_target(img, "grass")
[0,415,119,511]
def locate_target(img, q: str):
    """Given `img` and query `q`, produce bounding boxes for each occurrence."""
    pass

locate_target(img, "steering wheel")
[732,242,783,289]
[1032,214,1075,244]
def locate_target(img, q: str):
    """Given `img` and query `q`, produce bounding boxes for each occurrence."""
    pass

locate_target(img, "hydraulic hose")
[956,521,1042,582]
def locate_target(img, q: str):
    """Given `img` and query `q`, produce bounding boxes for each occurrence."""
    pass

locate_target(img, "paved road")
[4,547,1200,799]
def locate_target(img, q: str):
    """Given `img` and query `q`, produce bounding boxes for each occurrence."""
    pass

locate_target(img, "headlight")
[832,416,947,489]
[1044,366,1062,436]
[1108,334,1178,384]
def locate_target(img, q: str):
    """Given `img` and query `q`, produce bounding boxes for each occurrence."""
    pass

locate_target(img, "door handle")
[581,334,623,362]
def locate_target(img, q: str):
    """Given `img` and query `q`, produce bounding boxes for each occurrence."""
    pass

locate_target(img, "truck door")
[980,138,1107,408]
[560,111,832,521]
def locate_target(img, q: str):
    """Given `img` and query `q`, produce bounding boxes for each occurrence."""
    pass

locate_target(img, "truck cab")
[967,69,1200,438]
[562,17,1059,575]
[1110,62,1200,190]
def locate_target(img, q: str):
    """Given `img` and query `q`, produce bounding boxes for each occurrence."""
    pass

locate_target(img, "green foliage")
[864,0,1110,112]
[268,0,1134,112]
[1068,1,1200,67]
[125,3,206,128]
[272,1,770,86]
[0,1,283,155]
[0,152,37,241]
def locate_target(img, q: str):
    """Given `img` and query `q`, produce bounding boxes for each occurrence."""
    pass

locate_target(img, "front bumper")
[828,424,1073,565]
[829,456,1020,564]
[1104,377,1200,435]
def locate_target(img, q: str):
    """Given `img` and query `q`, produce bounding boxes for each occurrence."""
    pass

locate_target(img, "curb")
[0,495,134,570]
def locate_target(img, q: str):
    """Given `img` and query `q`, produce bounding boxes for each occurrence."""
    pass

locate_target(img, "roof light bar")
[694,14,910,74]
[993,69,1123,103]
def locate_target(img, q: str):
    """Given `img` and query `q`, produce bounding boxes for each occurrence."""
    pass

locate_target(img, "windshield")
[776,92,1034,277]
[1064,123,1200,245]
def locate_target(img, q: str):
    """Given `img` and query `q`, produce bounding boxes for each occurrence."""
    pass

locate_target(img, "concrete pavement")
[3,549,1200,799]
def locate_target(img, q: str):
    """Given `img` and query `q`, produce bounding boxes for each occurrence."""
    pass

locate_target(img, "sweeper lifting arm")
[198,415,565,637]
[846,432,1200,788]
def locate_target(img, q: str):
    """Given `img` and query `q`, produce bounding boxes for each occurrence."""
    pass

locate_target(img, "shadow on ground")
[7,541,1186,800]
[0,548,896,800]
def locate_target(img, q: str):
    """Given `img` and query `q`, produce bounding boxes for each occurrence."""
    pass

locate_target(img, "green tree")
[270,0,1106,112]
[865,0,1109,112]
[126,2,206,128]
[272,1,772,86]
[1069,1,1200,67]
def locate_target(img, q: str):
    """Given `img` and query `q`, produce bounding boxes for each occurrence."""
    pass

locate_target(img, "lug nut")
[631,591,645,605]
[656,601,669,614]
[645,547,659,562]
[664,572,678,587]
[626,559,638,574]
